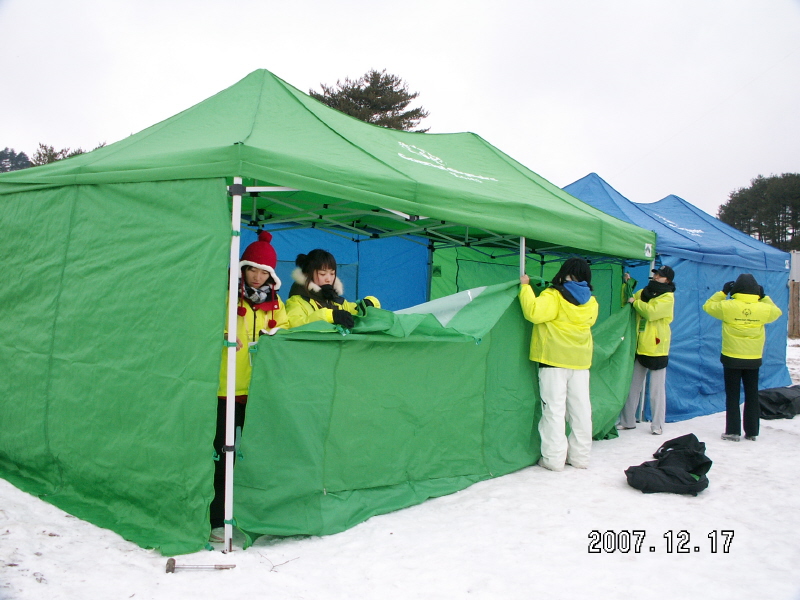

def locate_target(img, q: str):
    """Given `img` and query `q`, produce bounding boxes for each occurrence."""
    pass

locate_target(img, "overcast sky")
[2,0,798,216]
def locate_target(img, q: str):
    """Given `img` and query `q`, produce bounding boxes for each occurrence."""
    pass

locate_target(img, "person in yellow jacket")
[617,265,675,435]
[286,249,380,329]
[703,273,781,442]
[519,257,599,471]
[211,231,289,530]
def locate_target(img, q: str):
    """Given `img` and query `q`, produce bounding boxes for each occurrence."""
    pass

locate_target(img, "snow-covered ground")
[3,344,800,600]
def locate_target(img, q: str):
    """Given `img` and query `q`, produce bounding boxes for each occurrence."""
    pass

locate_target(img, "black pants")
[723,367,760,437]
[210,397,247,529]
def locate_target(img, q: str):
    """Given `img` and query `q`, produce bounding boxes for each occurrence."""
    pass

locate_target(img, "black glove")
[332,309,354,329]
[363,298,375,308]
[759,285,765,299]
[722,281,735,295]
[319,284,337,300]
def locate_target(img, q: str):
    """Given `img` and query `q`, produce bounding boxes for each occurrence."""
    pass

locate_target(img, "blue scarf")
[563,280,591,305]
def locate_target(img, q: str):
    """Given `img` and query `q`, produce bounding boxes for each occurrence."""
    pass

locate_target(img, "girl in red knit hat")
[210,231,288,533]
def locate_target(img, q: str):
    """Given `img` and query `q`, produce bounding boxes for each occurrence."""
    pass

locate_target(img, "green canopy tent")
[0,69,655,555]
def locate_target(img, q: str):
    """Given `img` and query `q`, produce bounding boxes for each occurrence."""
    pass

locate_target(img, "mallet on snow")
[165,558,236,573]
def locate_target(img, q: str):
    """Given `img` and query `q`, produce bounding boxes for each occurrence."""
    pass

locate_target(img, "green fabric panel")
[0,186,75,494]
[0,180,231,555]
[589,305,638,439]
[314,474,488,535]
[431,248,626,326]
[232,335,336,536]
[235,280,635,538]
[481,303,542,475]
[0,70,655,261]
[429,246,459,299]
[322,339,489,492]
[587,264,614,324]
[430,247,545,299]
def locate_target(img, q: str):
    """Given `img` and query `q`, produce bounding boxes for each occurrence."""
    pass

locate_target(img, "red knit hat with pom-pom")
[239,230,281,290]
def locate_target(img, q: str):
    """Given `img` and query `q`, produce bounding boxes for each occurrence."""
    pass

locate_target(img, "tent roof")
[0,70,653,260]
[564,173,790,271]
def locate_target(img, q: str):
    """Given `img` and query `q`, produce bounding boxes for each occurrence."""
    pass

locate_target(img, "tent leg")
[223,176,244,553]
[519,237,526,277]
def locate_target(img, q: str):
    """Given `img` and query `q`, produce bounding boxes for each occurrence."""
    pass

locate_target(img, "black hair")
[295,249,337,278]
[551,257,593,290]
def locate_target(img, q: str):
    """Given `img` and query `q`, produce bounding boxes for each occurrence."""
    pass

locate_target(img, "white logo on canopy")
[650,213,704,237]
[397,142,498,183]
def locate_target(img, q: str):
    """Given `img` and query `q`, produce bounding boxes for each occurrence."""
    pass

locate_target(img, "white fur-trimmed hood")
[291,267,344,296]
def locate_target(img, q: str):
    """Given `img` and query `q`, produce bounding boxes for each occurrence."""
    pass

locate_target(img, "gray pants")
[619,361,667,432]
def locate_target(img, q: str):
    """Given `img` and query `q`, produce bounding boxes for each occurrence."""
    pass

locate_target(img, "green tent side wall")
[0,179,230,555]
[234,282,636,540]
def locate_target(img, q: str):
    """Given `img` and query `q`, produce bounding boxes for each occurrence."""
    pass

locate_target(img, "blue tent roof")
[562,171,662,232]
[564,173,790,271]
[564,172,791,423]
[639,194,790,271]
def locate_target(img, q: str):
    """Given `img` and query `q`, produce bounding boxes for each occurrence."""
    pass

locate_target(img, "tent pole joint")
[227,183,246,196]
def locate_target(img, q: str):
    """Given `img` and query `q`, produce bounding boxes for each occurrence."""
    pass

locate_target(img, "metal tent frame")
[221,180,650,551]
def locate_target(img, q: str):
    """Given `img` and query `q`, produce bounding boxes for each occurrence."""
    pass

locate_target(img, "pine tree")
[310,69,430,132]
[0,147,31,172]
[29,142,107,166]
[718,173,800,251]
[30,143,85,166]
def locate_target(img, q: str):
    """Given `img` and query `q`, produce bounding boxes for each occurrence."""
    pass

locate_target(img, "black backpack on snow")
[624,433,712,496]
[758,384,800,419]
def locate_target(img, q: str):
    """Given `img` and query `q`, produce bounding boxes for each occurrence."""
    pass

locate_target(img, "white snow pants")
[537,367,592,471]
[619,361,666,433]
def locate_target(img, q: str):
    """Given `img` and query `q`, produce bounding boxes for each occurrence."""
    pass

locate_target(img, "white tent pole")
[519,237,525,277]
[223,176,243,553]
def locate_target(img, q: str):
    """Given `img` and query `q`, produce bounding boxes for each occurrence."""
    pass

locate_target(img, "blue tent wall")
[639,195,791,405]
[240,228,429,311]
[564,173,791,421]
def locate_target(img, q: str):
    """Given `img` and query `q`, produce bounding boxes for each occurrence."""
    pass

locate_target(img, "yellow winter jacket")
[631,290,674,357]
[286,294,361,329]
[518,285,599,370]
[217,297,289,397]
[702,292,782,360]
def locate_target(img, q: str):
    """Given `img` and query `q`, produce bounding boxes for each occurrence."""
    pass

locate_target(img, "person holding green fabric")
[617,265,675,435]
[211,231,289,533]
[286,249,380,329]
[519,257,599,471]
[703,273,782,442]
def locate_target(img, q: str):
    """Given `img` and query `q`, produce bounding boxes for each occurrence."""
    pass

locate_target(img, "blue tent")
[240,228,429,312]
[564,173,791,421]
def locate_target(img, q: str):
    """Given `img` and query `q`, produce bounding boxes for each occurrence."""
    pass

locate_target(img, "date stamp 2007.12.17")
[588,530,734,554]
